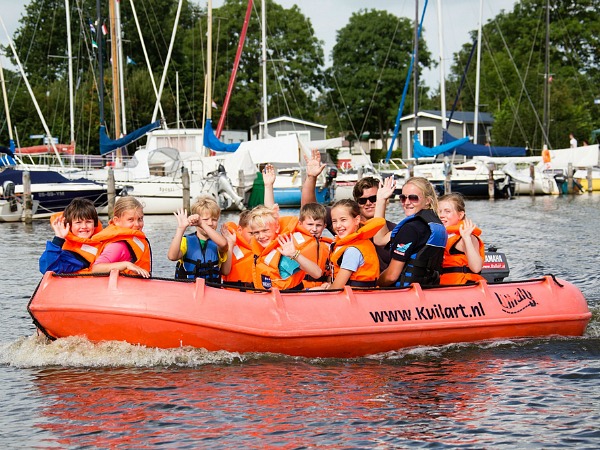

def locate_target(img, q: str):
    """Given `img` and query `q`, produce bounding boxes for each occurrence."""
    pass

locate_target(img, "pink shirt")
[94,242,132,264]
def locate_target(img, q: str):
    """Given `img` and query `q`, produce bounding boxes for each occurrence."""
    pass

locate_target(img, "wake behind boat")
[28,271,590,358]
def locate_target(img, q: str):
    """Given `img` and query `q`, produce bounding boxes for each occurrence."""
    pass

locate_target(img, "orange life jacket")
[251,216,313,290]
[92,221,152,274]
[49,212,103,273]
[329,217,385,287]
[221,221,254,286]
[302,235,333,289]
[440,221,485,284]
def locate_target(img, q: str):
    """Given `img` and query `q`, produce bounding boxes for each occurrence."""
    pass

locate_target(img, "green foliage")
[1,0,325,153]
[324,9,433,148]
[446,0,600,149]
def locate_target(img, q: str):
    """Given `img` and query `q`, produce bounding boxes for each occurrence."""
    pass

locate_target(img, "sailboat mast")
[542,0,550,149]
[413,0,419,143]
[65,0,75,145]
[473,0,483,145]
[109,0,121,139]
[96,0,104,125]
[437,0,446,131]
[0,57,15,151]
[207,0,213,122]
[261,0,268,138]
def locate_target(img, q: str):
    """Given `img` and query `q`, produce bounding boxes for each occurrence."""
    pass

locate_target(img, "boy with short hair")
[39,197,102,274]
[167,196,228,281]
[298,203,332,288]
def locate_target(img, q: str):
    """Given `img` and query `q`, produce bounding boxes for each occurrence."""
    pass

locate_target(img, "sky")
[0,0,518,89]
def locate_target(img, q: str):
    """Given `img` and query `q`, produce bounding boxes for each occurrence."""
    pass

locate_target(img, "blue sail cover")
[100,120,161,155]
[442,131,526,157]
[203,119,240,153]
[0,145,16,167]
[413,134,471,159]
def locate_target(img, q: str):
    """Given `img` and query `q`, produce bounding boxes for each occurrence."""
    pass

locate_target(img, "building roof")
[251,115,327,130]
[400,110,494,124]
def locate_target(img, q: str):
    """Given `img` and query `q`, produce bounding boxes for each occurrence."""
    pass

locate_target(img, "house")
[250,115,327,143]
[400,110,493,159]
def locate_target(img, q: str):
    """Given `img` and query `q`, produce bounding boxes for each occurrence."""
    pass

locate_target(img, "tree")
[209,0,325,133]
[324,9,433,148]
[446,0,600,150]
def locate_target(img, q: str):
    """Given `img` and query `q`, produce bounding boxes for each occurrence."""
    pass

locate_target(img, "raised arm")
[301,149,326,206]
[459,218,484,274]
[372,177,396,246]
[167,208,189,261]
[263,164,276,208]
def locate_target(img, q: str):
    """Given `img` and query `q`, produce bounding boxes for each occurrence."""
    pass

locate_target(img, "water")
[1,193,599,448]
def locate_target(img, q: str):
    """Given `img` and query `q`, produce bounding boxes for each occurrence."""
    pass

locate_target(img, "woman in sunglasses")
[374,177,447,287]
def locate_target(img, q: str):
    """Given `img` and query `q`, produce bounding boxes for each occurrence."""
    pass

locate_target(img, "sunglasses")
[357,195,377,205]
[399,194,420,203]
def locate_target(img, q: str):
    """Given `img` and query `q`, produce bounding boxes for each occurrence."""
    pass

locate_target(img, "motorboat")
[0,168,114,219]
[28,271,590,358]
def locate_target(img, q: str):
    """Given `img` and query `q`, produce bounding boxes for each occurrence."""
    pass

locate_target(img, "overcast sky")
[0,0,518,89]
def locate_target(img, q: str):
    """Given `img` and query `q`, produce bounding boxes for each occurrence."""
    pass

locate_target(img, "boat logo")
[494,288,537,314]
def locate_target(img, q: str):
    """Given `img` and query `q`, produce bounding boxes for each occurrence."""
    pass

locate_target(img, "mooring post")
[587,167,593,193]
[529,163,535,196]
[22,170,32,224]
[107,168,115,219]
[182,167,190,212]
[487,163,495,199]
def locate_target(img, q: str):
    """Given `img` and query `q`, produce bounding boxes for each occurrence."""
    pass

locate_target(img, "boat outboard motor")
[216,166,245,211]
[2,180,18,212]
[481,245,510,283]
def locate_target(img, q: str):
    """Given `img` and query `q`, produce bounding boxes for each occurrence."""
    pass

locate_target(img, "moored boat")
[28,271,591,358]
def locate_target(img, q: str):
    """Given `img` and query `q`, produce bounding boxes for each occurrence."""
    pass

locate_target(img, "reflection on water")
[19,339,600,448]
[1,194,600,447]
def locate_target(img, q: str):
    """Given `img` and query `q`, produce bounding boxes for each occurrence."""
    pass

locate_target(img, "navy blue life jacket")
[175,233,221,281]
[390,209,447,287]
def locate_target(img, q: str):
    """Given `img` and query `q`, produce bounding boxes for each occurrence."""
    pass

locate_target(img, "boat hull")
[27,272,591,358]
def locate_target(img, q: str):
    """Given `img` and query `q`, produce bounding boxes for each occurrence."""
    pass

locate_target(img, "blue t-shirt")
[339,246,365,273]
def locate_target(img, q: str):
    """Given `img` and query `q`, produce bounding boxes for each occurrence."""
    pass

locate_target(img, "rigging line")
[493,14,548,148]
[481,31,529,146]
[483,7,542,146]
[291,8,347,133]
[555,9,598,103]
[358,15,402,144]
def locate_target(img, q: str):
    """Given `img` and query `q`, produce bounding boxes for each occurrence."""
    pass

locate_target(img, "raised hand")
[276,233,296,257]
[459,217,476,239]
[304,148,326,178]
[377,176,397,201]
[51,215,70,239]
[262,164,276,187]
[221,225,236,248]
[173,208,190,229]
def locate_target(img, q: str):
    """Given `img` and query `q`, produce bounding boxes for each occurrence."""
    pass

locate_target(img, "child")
[39,197,102,274]
[249,205,321,290]
[323,199,385,289]
[91,196,151,278]
[437,193,485,284]
[221,210,254,287]
[297,203,332,289]
[167,196,228,281]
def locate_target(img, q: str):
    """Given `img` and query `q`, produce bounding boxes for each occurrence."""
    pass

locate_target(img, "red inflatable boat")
[27,271,591,358]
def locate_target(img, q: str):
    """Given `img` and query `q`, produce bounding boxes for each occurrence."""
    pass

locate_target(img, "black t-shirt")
[388,219,431,262]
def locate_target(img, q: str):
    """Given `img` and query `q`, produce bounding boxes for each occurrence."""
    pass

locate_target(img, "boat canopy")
[442,131,526,157]
[100,120,161,155]
[203,119,241,153]
[413,134,471,159]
